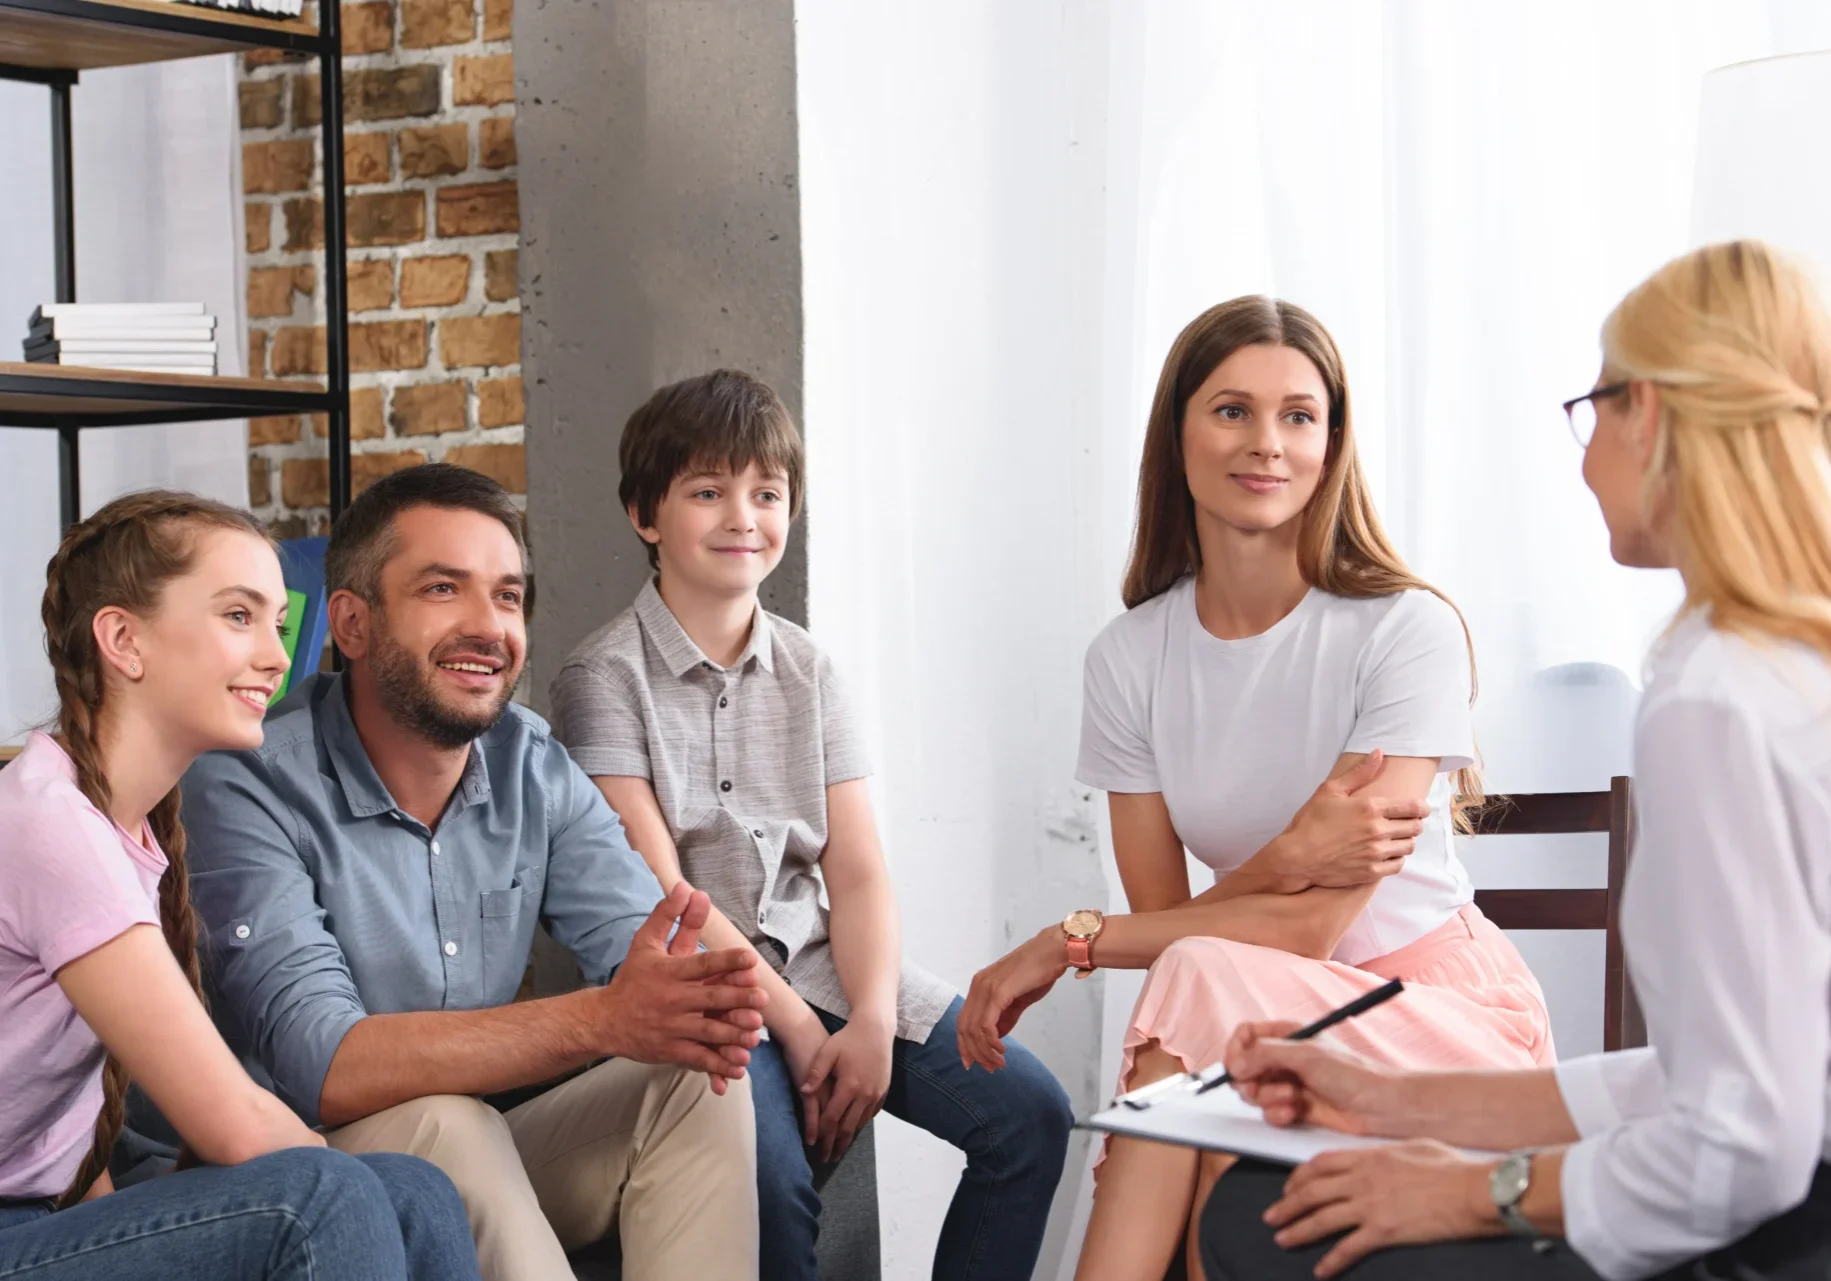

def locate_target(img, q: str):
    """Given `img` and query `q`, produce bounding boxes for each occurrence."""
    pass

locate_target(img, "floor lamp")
[1693,50,1831,275]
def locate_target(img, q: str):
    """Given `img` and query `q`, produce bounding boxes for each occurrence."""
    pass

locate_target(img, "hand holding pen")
[1117,979,1405,1112]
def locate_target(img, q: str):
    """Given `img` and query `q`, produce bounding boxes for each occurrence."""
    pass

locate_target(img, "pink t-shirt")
[0,732,165,1199]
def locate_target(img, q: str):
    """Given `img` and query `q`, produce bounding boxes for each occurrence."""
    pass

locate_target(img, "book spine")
[31,302,210,323]
[32,320,218,337]
[34,340,220,354]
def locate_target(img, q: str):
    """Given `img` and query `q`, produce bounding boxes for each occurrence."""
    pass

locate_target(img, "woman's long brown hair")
[42,490,270,1208]
[1122,296,1484,818]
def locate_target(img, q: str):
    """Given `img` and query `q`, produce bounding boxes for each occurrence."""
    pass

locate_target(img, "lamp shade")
[1692,50,1831,275]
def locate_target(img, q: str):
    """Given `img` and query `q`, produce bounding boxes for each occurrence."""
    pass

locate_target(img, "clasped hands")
[600,882,892,1157]
[598,882,768,1094]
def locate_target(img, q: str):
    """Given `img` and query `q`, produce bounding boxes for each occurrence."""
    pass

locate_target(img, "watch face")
[1064,909,1103,939]
[1491,1154,1531,1206]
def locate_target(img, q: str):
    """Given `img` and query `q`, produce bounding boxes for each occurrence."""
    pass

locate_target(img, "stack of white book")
[168,0,306,16]
[25,303,219,377]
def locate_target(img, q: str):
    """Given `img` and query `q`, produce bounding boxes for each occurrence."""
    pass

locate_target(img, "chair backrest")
[1468,777,1645,1051]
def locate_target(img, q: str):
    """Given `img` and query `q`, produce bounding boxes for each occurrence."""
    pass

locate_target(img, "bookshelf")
[0,0,353,527]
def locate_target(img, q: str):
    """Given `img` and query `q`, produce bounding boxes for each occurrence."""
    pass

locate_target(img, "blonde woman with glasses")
[1197,239,1831,1281]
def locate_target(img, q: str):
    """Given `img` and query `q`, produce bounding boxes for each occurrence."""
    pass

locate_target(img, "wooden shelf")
[0,362,331,427]
[0,744,21,766]
[0,0,323,72]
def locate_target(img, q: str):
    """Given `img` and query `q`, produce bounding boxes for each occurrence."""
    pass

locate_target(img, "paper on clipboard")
[1078,1084,1500,1165]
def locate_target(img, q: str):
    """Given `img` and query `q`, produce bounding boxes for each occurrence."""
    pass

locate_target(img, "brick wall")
[241,0,523,537]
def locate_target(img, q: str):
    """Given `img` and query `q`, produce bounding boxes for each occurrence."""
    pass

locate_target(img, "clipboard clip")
[1114,1061,1229,1111]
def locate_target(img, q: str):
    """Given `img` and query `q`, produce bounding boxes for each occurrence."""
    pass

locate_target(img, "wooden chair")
[1469,777,1646,1051]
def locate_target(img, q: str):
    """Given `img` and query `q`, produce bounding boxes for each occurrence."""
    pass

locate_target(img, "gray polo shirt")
[550,581,954,1042]
[182,672,666,1125]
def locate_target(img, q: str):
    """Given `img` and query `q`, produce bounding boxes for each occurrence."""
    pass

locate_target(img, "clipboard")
[1078,1082,1500,1165]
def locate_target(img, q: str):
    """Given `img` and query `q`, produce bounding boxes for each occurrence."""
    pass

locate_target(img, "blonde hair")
[1603,240,1831,655]
[1124,296,1483,823]
[41,489,270,1207]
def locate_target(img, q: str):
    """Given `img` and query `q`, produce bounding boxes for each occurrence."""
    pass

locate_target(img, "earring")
[128,661,140,675]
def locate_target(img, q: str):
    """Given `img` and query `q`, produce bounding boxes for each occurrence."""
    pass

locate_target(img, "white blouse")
[1556,613,1831,1279]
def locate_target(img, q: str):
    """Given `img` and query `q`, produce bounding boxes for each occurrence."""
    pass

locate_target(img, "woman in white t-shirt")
[955,296,1552,1280]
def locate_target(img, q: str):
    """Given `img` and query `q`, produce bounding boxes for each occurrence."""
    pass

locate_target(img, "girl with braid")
[0,490,479,1281]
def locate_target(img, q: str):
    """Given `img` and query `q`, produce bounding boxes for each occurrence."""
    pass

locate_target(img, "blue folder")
[274,536,330,702]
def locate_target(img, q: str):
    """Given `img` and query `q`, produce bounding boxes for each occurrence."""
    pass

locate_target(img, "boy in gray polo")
[549,370,1072,1281]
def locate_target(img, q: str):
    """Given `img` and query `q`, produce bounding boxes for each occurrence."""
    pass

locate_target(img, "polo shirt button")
[234,924,251,940]
[753,829,764,838]
[720,780,733,793]
[444,941,458,957]
[718,697,729,709]
[759,912,767,925]
[430,840,441,856]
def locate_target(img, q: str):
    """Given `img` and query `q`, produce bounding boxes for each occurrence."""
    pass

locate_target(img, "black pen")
[1117,978,1405,1110]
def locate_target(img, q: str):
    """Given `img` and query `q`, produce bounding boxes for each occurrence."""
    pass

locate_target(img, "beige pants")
[327,1060,757,1281]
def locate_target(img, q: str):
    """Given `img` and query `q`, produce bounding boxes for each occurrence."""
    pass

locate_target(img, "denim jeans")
[749,995,1073,1281]
[0,1147,478,1280]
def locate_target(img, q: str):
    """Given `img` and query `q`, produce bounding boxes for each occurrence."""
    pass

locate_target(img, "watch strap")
[1497,1199,1536,1237]
[1491,1153,1546,1244]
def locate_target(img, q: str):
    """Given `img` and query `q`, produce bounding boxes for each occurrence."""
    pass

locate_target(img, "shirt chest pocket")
[479,865,544,986]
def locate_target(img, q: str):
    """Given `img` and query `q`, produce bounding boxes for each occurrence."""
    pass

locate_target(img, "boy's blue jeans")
[0,1147,478,1281]
[748,995,1073,1281]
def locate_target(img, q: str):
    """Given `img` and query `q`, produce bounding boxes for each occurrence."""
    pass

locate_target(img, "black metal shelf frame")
[0,0,353,527]
[0,369,335,428]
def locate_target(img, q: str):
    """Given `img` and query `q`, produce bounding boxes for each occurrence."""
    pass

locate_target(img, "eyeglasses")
[1562,383,1629,448]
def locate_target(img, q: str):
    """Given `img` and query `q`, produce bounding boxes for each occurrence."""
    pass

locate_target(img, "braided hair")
[40,490,270,1207]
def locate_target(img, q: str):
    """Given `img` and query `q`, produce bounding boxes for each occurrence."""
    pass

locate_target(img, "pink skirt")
[1101,903,1553,1167]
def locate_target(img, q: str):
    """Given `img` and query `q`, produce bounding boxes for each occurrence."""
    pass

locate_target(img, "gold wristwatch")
[1063,909,1105,978]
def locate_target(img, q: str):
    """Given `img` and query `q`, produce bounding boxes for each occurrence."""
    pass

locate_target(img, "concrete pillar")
[518,0,805,710]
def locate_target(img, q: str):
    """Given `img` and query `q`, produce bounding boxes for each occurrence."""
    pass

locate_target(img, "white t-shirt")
[1076,577,1476,965]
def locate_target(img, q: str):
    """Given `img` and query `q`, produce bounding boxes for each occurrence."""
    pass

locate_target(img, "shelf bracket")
[0,62,76,86]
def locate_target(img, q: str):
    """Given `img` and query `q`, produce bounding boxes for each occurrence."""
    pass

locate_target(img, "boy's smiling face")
[633,460,792,598]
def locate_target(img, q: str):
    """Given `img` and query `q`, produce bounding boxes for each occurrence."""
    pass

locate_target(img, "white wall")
[0,58,250,743]
[797,4,1125,1276]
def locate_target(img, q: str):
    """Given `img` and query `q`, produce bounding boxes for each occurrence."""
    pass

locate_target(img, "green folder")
[271,587,309,705]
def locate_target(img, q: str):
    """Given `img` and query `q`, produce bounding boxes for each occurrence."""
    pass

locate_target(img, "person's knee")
[673,1065,756,1147]
[354,1151,469,1220]
[968,1043,1073,1178]
[1197,1160,1288,1280]
[1007,1056,1075,1168]
[220,1147,408,1271]
[392,1093,515,1159]
[247,1146,397,1232]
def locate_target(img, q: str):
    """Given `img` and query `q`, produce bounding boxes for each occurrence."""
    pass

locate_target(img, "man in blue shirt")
[184,464,763,1280]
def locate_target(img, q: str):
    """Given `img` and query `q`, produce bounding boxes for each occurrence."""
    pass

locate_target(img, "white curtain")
[0,56,249,743]
[798,3,1831,1277]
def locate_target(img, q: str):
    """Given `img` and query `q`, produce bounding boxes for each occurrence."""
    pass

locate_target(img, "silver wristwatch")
[1490,1152,1549,1248]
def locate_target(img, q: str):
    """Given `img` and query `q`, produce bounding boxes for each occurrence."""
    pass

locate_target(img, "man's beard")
[369,622,518,750]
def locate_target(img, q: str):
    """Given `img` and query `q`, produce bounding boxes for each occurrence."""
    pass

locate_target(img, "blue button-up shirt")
[182,673,664,1125]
